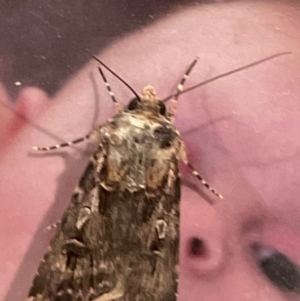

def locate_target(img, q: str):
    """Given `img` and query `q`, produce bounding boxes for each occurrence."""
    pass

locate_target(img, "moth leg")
[186,162,223,199]
[169,57,199,118]
[32,129,100,151]
[98,67,123,113]
[179,140,223,199]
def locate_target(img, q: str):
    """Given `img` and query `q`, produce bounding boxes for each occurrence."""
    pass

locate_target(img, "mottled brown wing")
[28,145,180,301]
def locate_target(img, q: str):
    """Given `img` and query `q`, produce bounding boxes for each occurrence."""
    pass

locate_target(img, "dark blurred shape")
[189,237,205,256]
[252,243,300,293]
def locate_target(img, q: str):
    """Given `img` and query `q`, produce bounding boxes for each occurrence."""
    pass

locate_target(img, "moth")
[27,51,289,301]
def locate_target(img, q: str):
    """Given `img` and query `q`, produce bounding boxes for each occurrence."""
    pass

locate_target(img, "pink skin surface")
[1,1,300,300]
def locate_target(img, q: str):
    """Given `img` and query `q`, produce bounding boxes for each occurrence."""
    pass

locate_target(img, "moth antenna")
[163,51,292,102]
[32,133,92,151]
[98,67,118,104]
[98,67,123,112]
[169,57,199,117]
[73,42,141,101]
[186,162,224,199]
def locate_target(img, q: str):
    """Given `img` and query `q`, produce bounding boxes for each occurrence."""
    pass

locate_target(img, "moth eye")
[127,98,139,110]
[252,244,300,292]
[158,101,167,116]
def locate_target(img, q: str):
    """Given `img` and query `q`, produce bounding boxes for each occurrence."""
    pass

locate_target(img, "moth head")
[126,85,168,118]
